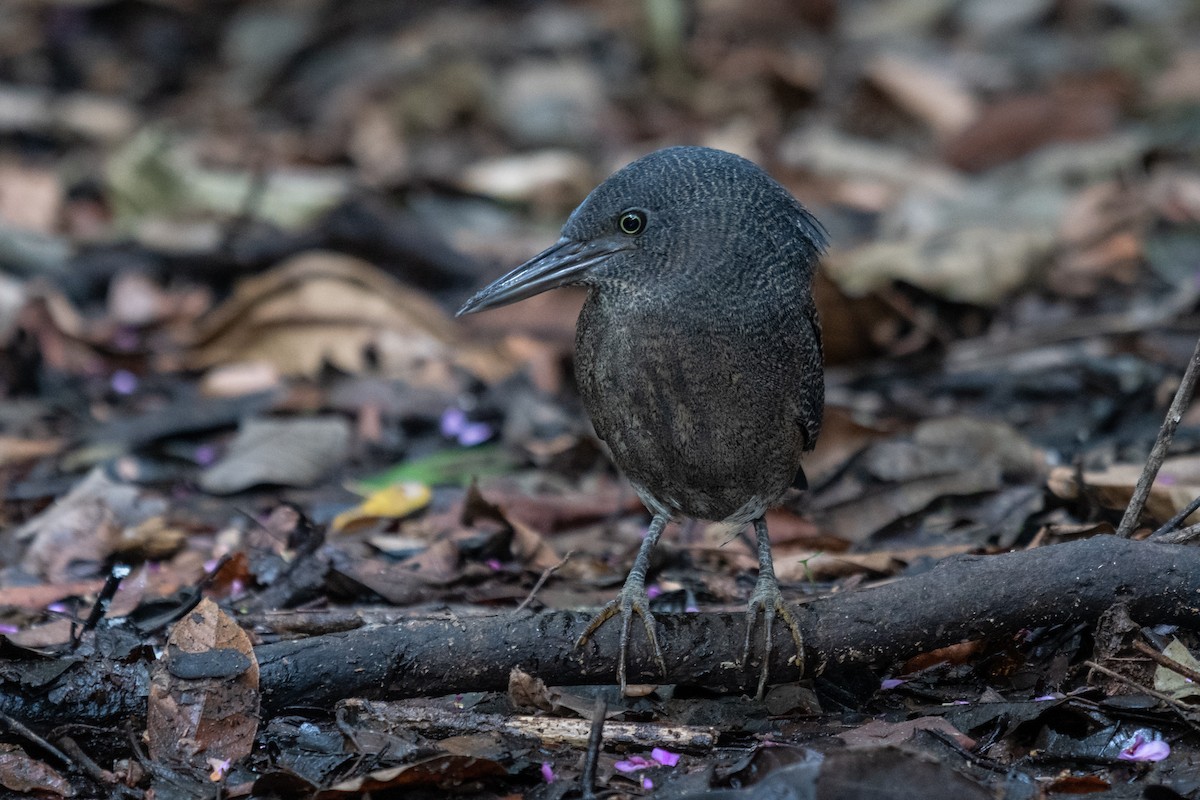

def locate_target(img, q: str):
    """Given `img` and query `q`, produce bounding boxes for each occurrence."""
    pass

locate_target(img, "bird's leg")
[576,513,670,693]
[743,516,804,699]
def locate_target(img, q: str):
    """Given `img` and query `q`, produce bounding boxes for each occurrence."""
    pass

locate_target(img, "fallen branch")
[2,536,1197,726]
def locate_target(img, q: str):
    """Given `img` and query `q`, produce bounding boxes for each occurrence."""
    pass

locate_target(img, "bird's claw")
[577,583,668,694]
[742,576,804,700]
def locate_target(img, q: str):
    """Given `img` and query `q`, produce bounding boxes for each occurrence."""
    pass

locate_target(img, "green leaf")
[354,445,515,491]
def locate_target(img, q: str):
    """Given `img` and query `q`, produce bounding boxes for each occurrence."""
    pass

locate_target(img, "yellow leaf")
[332,482,432,532]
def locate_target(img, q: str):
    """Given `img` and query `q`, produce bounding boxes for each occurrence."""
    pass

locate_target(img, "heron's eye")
[618,209,646,235]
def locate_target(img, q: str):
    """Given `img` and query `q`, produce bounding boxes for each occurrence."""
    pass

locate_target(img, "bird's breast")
[575,291,820,522]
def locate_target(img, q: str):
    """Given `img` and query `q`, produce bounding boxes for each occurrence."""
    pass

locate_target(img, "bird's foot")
[576,578,668,694]
[742,574,804,700]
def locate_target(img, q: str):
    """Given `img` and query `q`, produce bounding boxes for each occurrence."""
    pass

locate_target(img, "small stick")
[0,710,73,767]
[1133,639,1200,685]
[1149,493,1200,539]
[514,551,573,613]
[1157,521,1200,545]
[580,695,608,800]
[57,737,140,799]
[1083,660,1200,731]
[1116,337,1200,538]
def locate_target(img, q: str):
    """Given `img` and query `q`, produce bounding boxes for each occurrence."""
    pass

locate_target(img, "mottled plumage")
[459,146,827,696]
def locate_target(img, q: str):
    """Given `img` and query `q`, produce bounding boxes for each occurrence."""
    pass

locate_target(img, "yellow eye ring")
[618,210,646,235]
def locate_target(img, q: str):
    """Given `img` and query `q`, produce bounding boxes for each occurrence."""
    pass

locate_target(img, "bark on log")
[2,536,1197,726]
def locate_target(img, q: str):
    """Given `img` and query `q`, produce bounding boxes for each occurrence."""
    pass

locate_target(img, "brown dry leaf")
[1153,639,1200,702]
[773,543,977,582]
[903,640,987,672]
[15,291,108,375]
[17,467,166,582]
[0,434,64,467]
[1151,50,1200,107]
[462,482,561,571]
[812,271,894,365]
[0,579,106,611]
[147,598,260,768]
[507,666,555,712]
[864,54,978,140]
[107,269,211,329]
[836,716,974,750]
[322,754,507,795]
[1047,457,1200,527]
[113,516,188,561]
[1044,775,1111,794]
[1051,181,1144,296]
[474,475,637,533]
[0,162,62,234]
[816,462,1003,543]
[459,149,593,205]
[943,76,1128,172]
[199,415,352,494]
[827,226,1055,307]
[1147,170,1200,224]
[183,250,512,384]
[0,743,74,797]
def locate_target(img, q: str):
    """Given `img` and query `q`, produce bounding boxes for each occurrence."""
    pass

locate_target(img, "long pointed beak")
[457,238,627,316]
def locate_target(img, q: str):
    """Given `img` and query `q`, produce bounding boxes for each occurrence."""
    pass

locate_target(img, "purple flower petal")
[440,407,467,438]
[1119,732,1170,762]
[642,777,654,789]
[614,756,652,773]
[193,444,219,466]
[651,748,679,766]
[110,369,138,395]
[880,678,906,690]
[458,422,494,447]
[540,762,555,783]
[646,585,662,599]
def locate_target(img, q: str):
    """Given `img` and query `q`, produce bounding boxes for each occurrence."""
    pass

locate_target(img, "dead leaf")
[1047,456,1200,526]
[147,598,260,768]
[865,54,978,140]
[827,226,1055,306]
[837,717,975,750]
[0,162,62,234]
[1153,639,1200,702]
[183,250,512,383]
[943,77,1128,172]
[333,482,432,533]
[0,743,74,797]
[0,435,64,467]
[320,754,507,795]
[462,482,561,571]
[200,416,352,494]
[18,467,166,582]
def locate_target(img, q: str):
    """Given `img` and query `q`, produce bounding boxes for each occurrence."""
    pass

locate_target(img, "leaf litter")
[0,1,1199,798]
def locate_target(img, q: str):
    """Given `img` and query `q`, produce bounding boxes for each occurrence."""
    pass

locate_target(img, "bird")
[458,146,827,697]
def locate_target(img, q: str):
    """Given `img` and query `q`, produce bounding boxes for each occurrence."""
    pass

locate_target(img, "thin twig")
[1133,640,1200,685]
[1083,660,1200,732]
[1155,520,1200,545]
[0,710,73,767]
[580,695,608,800]
[1149,493,1200,539]
[514,551,573,613]
[924,729,1011,775]
[57,737,140,799]
[1117,337,1200,538]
